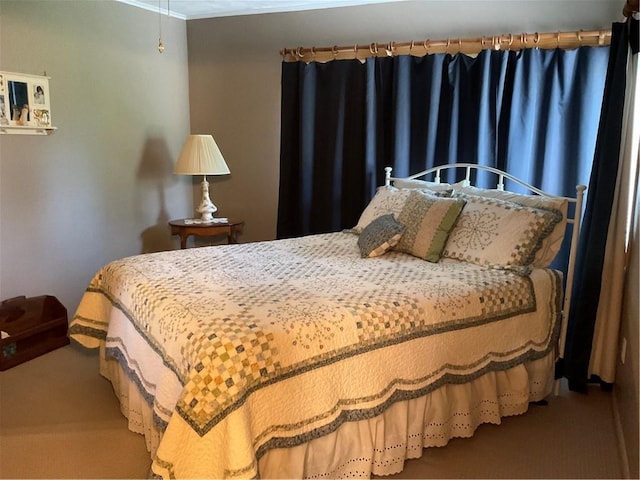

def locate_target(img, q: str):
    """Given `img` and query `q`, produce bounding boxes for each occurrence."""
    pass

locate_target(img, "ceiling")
[116,0,405,20]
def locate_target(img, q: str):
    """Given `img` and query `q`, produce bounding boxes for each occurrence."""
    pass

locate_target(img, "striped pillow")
[395,190,466,262]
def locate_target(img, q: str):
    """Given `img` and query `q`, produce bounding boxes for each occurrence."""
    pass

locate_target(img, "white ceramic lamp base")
[196,176,218,223]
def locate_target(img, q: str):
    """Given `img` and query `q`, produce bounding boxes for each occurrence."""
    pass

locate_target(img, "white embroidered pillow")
[452,184,568,267]
[353,187,418,233]
[442,194,562,270]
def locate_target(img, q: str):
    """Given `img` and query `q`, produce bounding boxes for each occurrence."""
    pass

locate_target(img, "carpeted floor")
[0,343,624,479]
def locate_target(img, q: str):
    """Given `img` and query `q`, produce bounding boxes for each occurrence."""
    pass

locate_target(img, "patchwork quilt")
[69,232,562,479]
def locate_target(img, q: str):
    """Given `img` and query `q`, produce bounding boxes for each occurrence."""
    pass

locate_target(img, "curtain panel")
[278,47,609,247]
[279,61,369,237]
[565,19,638,391]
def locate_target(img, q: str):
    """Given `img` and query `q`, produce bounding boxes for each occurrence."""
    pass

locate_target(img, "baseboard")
[612,389,631,479]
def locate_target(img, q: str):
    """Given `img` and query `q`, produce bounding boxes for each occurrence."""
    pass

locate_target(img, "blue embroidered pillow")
[358,214,406,258]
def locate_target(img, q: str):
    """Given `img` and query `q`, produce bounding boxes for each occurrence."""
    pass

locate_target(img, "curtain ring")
[508,34,514,48]
[354,43,358,53]
[310,46,316,58]
[577,30,583,42]
[296,46,305,58]
[493,36,500,50]
[423,39,430,53]
[598,31,605,45]
[521,32,526,46]
[386,41,395,56]
[481,36,486,48]
[410,40,415,53]
[534,32,540,49]
[332,45,339,57]
[557,31,561,47]
[369,42,378,54]
[458,37,462,52]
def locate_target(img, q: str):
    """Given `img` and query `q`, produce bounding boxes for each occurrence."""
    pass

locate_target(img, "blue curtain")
[563,20,633,392]
[279,61,369,237]
[279,46,609,247]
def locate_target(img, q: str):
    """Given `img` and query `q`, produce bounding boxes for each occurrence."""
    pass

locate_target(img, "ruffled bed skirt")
[100,343,554,478]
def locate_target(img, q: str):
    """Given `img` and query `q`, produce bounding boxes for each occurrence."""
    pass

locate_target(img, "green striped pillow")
[395,190,466,262]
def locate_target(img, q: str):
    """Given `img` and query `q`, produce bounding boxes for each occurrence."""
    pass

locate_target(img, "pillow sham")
[353,186,438,233]
[394,190,466,262]
[357,214,406,258]
[452,184,568,267]
[393,178,453,195]
[442,193,562,270]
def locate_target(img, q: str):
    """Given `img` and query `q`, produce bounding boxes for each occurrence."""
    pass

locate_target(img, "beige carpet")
[0,344,623,479]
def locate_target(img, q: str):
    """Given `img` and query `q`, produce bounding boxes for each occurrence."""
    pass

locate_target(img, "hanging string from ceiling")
[158,0,170,53]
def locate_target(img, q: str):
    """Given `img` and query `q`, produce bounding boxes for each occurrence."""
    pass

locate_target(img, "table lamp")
[174,134,230,223]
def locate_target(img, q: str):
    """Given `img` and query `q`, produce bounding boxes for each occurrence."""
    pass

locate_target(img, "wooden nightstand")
[169,219,244,249]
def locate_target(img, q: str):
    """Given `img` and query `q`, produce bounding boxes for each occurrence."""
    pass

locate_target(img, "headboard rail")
[384,163,586,226]
[388,163,564,196]
[384,163,586,395]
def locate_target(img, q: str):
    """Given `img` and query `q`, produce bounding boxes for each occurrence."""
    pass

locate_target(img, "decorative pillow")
[393,178,453,195]
[394,190,466,262]
[357,214,406,258]
[353,186,438,233]
[442,193,563,270]
[452,184,568,267]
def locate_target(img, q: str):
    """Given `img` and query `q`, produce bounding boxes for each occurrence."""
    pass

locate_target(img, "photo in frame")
[0,74,7,125]
[0,71,52,128]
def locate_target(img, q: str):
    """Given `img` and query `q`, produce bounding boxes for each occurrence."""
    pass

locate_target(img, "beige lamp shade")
[175,134,230,223]
[174,134,230,176]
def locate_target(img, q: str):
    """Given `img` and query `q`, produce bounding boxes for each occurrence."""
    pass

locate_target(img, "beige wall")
[0,0,192,314]
[616,210,639,478]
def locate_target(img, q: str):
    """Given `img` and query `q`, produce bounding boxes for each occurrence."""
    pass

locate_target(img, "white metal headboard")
[385,163,586,395]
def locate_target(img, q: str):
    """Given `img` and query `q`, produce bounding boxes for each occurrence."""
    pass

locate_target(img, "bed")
[69,164,585,479]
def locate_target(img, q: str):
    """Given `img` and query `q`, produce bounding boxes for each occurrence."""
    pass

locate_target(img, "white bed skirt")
[99,343,554,478]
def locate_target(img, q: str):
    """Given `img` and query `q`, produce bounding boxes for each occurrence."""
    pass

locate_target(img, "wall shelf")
[1,71,56,135]
[0,125,57,135]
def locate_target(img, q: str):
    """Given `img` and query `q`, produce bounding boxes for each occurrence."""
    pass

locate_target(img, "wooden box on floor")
[0,295,69,371]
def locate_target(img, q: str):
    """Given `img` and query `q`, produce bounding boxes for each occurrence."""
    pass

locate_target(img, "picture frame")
[0,71,53,132]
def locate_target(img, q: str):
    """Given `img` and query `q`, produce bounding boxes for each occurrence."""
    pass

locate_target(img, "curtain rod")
[280,28,612,63]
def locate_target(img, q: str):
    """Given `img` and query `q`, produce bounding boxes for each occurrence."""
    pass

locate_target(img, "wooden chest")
[0,295,69,371]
